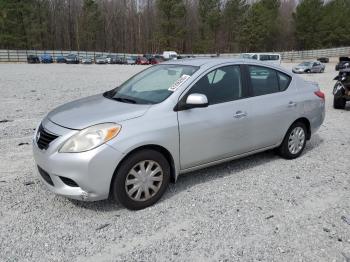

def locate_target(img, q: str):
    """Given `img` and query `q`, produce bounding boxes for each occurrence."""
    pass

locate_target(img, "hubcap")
[288,126,305,154]
[125,160,163,202]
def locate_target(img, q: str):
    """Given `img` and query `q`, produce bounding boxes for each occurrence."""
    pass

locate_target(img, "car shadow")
[68,198,123,212]
[163,134,324,201]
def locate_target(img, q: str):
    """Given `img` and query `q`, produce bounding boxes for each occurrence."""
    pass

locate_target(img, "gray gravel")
[0,62,350,262]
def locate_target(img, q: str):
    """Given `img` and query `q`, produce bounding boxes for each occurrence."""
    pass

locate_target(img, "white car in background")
[163,51,178,60]
[240,53,281,65]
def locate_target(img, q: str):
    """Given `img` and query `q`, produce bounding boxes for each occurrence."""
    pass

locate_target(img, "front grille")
[36,124,59,150]
[37,166,54,186]
[59,176,79,187]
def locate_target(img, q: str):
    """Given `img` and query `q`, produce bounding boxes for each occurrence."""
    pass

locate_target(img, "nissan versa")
[32,59,325,210]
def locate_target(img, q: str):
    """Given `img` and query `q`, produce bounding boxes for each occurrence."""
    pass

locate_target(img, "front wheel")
[277,122,307,159]
[111,149,170,210]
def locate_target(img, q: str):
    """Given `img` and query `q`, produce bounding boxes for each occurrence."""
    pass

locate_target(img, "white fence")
[0,50,136,62]
[1,46,350,62]
[187,46,350,61]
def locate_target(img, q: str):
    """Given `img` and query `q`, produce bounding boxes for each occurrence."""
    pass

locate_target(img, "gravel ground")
[0,62,350,262]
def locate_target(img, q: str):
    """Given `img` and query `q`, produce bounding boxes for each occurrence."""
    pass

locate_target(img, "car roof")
[161,57,293,76]
[162,57,246,67]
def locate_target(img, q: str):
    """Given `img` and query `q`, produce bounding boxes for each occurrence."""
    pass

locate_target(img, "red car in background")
[149,57,164,65]
[136,56,149,65]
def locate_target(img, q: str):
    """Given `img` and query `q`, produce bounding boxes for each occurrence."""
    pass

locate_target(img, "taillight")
[314,90,325,100]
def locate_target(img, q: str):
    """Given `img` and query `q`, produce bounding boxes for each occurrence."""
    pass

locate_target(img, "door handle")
[288,101,297,108]
[234,111,247,119]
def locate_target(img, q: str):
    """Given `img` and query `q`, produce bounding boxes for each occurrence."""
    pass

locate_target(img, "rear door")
[312,62,321,72]
[243,64,298,149]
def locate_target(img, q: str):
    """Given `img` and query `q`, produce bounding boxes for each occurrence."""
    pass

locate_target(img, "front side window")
[105,64,198,104]
[187,65,243,105]
[248,65,291,95]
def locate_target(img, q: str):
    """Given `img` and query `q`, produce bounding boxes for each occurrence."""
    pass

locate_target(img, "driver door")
[177,65,253,170]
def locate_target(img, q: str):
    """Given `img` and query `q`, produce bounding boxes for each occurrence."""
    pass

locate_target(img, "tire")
[333,96,346,109]
[305,69,311,73]
[111,149,170,210]
[277,122,307,159]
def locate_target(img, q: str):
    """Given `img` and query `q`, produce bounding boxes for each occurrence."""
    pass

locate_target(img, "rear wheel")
[277,122,307,159]
[111,149,170,210]
[333,96,346,109]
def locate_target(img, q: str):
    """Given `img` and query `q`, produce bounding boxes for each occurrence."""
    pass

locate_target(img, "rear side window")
[248,66,291,96]
[277,72,291,91]
[248,66,279,96]
[259,54,280,61]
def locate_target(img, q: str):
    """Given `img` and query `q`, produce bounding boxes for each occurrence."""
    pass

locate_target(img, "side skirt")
[178,144,280,176]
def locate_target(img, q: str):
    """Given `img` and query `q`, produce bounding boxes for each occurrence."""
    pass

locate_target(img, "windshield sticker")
[168,74,191,92]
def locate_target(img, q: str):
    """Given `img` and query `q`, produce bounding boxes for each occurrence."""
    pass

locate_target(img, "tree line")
[0,0,350,54]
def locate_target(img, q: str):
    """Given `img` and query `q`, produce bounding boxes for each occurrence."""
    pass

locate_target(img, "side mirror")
[186,93,208,108]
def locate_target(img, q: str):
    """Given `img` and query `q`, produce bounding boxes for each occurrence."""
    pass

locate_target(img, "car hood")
[47,94,151,130]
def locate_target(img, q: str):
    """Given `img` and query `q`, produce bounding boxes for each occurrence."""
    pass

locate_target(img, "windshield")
[299,62,312,66]
[104,64,199,104]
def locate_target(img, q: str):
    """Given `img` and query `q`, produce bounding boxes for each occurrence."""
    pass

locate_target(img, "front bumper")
[32,119,124,201]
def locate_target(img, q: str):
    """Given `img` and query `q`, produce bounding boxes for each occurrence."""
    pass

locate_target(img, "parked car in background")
[240,53,281,65]
[106,55,118,64]
[292,61,325,73]
[40,54,53,63]
[95,55,108,64]
[163,51,178,60]
[317,57,329,63]
[32,58,325,210]
[81,56,93,64]
[335,57,350,71]
[143,54,153,61]
[116,56,126,64]
[56,56,66,63]
[65,54,79,64]
[149,57,164,65]
[125,56,136,65]
[136,56,149,65]
[27,55,40,63]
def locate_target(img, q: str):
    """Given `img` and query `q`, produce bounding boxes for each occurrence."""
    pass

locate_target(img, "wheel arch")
[292,117,311,140]
[109,144,177,198]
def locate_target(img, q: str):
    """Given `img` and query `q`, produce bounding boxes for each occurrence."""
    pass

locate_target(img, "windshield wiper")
[112,97,137,104]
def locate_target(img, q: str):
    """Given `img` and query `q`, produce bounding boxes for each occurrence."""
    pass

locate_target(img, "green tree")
[240,0,280,52]
[196,0,221,53]
[156,0,186,50]
[319,0,350,48]
[0,0,28,49]
[223,0,248,52]
[293,0,324,50]
[78,0,103,51]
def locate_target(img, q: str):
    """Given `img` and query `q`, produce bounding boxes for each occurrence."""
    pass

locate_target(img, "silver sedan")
[32,58,325,210]
[292,61,325,73]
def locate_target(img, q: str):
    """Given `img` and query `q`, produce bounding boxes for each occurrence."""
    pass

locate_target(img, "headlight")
[59,123,121,153]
